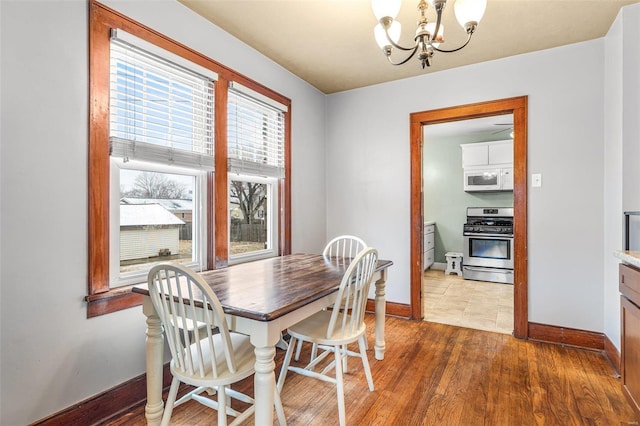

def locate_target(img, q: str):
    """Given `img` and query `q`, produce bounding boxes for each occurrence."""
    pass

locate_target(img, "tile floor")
[423,268,514,334]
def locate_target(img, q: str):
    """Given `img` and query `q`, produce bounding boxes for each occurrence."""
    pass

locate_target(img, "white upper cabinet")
[461,143,489,167]
[461,140,513,168]
[488,140,513,165]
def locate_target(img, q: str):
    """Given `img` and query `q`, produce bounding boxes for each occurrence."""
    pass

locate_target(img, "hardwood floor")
[105,315,637,425]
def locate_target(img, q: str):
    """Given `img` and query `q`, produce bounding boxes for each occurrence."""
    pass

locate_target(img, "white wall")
[326,40,606,331]
[603,3,640,351]
[603,6,625,352]
[0,1,327,424]
[0,0,4,422]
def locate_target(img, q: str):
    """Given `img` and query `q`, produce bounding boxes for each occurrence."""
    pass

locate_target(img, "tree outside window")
[229,180,269,255]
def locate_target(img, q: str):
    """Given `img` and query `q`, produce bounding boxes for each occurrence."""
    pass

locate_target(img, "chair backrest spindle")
[148,263,239,381]
[323,235,367,265]
[326,247,378,340]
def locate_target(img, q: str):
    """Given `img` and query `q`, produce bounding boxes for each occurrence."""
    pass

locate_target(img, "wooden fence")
[230,222,266,243]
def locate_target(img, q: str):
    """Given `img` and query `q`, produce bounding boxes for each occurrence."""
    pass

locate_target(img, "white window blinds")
[109,29,215,171]
[227,83,286,178]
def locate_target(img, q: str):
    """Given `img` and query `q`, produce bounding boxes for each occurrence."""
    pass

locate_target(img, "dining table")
[132,253,393,425]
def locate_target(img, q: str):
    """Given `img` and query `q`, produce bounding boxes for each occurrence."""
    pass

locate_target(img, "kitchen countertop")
[614,250,640,269]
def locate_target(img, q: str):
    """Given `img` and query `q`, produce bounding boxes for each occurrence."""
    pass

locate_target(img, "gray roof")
[120,204,185,227]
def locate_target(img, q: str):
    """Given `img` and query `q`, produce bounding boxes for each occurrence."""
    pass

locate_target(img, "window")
[111,164,206,286]
[108,29,214,287]
[229,176,276,260]
[227,84,286,262]
[88,1,291,317]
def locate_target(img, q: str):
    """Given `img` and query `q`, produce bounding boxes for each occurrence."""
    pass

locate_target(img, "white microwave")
[463,167,513,192]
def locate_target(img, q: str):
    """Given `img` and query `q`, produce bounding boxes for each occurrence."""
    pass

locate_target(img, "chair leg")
[218,385,227,426]
[277,336,297,392]
[358,336,374,392]
[160,377,180,426]
[333,345,346,426]
[276,332,289,351]
[294,338,303,361]
[274,383,287,425]
[310,342,318,361]
[342,344,348,373]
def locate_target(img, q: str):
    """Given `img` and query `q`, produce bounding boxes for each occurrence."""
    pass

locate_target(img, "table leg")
[374,269,387,360]
[143,297,165,426]
[253,345,276,425]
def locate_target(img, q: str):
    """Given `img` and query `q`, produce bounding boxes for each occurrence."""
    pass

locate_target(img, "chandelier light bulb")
[454,0,487,29]
[374,21,401,49]
[372,0,402,21]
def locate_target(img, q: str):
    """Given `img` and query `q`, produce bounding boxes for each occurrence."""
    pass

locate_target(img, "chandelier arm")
[431,32,473,53]
[430,6,444,47]
[383,23,417,52]
[387,45,420,66]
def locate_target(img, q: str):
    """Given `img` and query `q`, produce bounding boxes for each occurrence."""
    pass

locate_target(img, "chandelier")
[372,0,487,68]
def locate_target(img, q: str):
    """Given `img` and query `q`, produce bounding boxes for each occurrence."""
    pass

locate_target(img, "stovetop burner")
[464,207,514,235]
[466,218,513,226]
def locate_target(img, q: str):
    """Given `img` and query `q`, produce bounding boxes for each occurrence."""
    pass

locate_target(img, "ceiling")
[179,0,639,94]
[424,114,513,140]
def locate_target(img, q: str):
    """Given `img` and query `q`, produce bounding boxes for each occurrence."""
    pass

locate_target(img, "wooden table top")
[133,253,393,322]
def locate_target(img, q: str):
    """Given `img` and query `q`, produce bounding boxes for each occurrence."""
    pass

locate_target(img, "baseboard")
[604,334,621,376]
[31,364,172,426]
[528,322,604,351]
[366,299,411,319]
[431,262,446,271]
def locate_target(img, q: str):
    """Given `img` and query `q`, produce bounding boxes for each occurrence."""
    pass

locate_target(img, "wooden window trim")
[87,1,291,317]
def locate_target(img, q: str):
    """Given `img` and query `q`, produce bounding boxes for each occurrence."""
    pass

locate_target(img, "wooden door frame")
[410,96,529,339]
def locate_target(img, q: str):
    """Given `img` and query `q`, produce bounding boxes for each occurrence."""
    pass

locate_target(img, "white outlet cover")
[532,173,542,187]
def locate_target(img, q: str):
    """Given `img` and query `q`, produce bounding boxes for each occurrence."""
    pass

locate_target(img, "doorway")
[423,115,515,334]
[409,96,529,339]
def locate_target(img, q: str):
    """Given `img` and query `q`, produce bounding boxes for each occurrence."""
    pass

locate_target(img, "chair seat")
[278,248,378,426]
[288,311,366,346]
[148,263,286,426]
[171,331,255,388]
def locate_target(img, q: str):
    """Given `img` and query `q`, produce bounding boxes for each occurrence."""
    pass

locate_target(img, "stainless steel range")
[463,207,514,284]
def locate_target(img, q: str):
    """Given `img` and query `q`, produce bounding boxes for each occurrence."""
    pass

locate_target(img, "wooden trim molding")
[214,77,229,269]
[604,333,621,376]
[366,300,411,319]
[528,322,604,351]
[410,96,529,339]
[86,289,142,317]
[87,1,292,316]
[31,364,172,426]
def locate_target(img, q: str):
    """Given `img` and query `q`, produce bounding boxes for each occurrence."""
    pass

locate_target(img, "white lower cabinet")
[424,222,435,270]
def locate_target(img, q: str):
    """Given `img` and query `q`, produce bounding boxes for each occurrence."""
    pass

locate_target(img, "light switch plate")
[532,173,542,188]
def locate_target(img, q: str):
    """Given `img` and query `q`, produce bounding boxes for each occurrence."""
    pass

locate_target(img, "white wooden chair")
[147,263,286,426]
[277,248,378,426]
[293,235,367,362]
[322,235,367,259]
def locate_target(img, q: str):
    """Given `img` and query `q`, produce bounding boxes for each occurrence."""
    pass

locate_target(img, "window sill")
[85,286,143,318]
[229,250,277,266]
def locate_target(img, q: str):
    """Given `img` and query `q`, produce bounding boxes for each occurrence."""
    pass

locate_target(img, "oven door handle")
[463,266,514,274]
[463,233,514,238]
